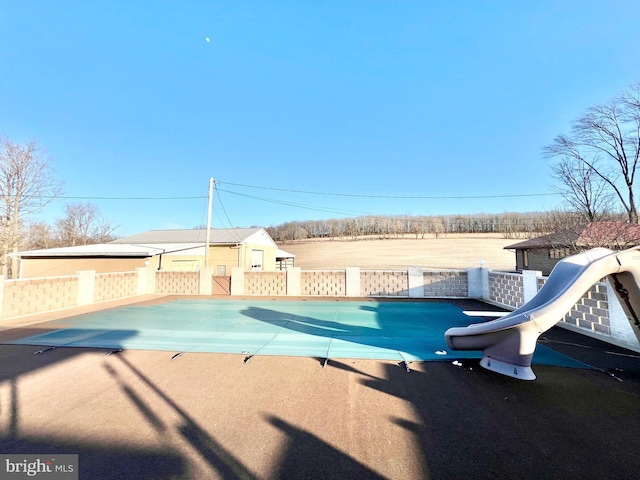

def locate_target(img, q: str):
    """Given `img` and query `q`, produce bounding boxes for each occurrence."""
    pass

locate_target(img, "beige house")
[15,228,292,279]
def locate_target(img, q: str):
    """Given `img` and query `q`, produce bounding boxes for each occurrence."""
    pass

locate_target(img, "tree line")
[266,210,628,243]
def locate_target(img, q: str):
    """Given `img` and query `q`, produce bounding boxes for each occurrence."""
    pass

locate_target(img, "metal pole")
[205,177,213,268]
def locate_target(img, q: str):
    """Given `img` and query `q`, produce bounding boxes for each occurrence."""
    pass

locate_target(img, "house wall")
[20,257,150,278]
[244,229,279,248]
[514,250,525,272]
[238,244,277,271]
[161,255,204,271]
[19,243,279,279]
[207,245,240,275]
[521,248,560,276]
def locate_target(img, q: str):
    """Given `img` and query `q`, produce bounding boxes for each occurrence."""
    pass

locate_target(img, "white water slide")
[445,246,640,380]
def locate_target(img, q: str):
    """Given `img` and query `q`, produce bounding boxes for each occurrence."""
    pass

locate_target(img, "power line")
[217,184,558,222]
[218,181,560,200]
[1,181,559,202]
[55,195,206,200]
[0,195,207,200]
[213,184,244,242]
[218,185,557,228]
[216,187,372,217]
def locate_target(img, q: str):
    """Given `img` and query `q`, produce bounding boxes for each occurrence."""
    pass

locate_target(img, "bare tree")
[551,157,614,222]
[540,210,639,251]
[0,136,63,277]
[54,202,118,246]
[544,82,640,223]
[22,220,56,250]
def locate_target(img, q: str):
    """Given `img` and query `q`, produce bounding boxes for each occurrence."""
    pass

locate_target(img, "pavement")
[0,297,639,479]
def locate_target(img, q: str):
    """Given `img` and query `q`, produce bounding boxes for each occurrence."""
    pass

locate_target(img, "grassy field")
[279,233,517,271]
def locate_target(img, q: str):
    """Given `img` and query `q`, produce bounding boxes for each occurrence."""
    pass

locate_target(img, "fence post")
[286,267,301,296]
[136,267,148,295]
[522,270,542,304]
[408,267,424,298]
[346,267,361,297]
[231,267,245,295]
[199,267,213,295]
[77,270,96,306]
[467,267,489,300]
[147,265,157,294]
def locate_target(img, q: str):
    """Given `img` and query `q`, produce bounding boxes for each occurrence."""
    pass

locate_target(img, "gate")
[213,276,231,295]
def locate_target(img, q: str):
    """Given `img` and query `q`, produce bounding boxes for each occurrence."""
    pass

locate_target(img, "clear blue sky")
[1,1,639,236]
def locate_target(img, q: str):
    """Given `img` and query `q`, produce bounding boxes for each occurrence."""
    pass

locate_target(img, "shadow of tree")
[266,415,386,480]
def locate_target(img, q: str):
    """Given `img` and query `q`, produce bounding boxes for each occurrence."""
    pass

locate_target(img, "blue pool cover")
[5,299,590,368]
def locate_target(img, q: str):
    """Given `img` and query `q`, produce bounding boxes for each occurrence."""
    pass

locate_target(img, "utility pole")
[205,177,214,268]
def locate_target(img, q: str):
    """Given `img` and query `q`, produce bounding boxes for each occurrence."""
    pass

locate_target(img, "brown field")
[278,233,517,271]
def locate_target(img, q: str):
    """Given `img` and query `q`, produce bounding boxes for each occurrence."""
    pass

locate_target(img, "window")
[251,250,264,271]
[169,259,198,271]
[549,248,571,259]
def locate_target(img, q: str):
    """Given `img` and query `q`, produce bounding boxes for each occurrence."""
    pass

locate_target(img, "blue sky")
[1,1,639,236]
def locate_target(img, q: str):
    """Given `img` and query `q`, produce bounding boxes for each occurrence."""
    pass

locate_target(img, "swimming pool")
[5,298,589,368]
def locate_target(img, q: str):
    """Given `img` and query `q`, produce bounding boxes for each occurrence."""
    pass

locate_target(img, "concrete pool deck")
[0,296,639,479]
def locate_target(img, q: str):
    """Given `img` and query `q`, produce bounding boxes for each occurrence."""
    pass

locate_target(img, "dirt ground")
[279,234,517,271]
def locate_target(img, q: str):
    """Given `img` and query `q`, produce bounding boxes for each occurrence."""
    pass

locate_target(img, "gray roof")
[110,228,262,245]
[504,232,561,250]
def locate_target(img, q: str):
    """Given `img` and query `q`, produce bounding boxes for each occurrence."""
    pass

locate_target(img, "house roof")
[505,221,640,250]
[276,248,295,259]
[109,228,263,245]
[16,228,275,258]
[15,243,201,258]
[504,232,565,250]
